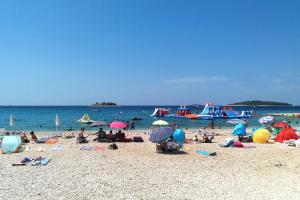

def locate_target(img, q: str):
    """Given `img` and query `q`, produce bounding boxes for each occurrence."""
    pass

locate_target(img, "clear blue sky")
[0,0,299,105]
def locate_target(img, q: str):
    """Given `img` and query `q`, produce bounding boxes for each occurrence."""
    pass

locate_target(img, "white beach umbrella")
[55,114,60,127]
[10,114,15,127]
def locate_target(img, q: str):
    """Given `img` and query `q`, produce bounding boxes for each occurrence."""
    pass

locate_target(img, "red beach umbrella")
[275,128,299,143]
[273,122,289,128]
[109,121,128,129]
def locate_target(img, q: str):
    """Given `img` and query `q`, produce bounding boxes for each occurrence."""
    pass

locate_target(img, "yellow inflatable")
[253,129,270,143]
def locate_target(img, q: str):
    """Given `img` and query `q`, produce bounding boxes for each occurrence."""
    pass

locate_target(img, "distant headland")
[227,100,292,106]
[91,102,117,107]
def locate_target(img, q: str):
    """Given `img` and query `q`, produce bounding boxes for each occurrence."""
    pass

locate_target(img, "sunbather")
[202,133,214,143]
[194,135,199,142]
[20,132,29,143]
[63,132,75,139]
[77,128,90,144]
[94,128,107,142]
[107,130,114,141]
[166,135,179,151]
[30,131,37,141]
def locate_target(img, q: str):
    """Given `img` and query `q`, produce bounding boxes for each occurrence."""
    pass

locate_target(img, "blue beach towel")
[50,145,63,151]
[80,146,94,151]
[194,150,217,156]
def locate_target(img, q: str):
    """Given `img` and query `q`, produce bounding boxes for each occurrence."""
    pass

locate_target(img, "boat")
[150,103,253,120]
[150,108,170,117]
[78,114,95,124]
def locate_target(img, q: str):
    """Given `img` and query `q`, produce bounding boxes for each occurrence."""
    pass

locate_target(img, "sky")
[0,0,299,105]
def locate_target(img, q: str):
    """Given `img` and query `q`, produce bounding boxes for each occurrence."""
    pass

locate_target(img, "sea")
[0,106,300,131]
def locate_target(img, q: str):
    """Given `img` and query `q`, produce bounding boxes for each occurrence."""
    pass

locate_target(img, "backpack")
[108,143,118,150]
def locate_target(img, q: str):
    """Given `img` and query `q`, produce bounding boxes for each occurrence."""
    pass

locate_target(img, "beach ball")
[173,129,185,142]
[253,129,270,143]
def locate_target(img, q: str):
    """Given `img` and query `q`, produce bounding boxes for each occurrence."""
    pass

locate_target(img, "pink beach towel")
[94,146,105,152]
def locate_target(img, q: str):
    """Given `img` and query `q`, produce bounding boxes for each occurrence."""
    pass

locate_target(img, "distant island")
[91,102,117,107]
[228,100,292,106]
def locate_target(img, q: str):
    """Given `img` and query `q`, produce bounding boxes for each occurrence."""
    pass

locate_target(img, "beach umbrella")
[273,122,289,128]
[10,114,15,127]
[275,128,299,143]
[91,121,107,127]
[55,114,60,127]
[226,119,247,125]
[109,121,127,129]
[232,123,247,136]
[258,116,275,124]
[173,129,185,143]
[152,120,169,126]
[253,129,270,143]
[149,127,174,143]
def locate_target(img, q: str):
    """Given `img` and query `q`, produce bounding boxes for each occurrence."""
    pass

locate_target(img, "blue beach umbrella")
[233,123,246,136]
[173,129,185,143]
[149,127,174,143]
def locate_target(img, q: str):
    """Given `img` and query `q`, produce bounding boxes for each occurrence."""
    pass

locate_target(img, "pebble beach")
[1,128,300,200]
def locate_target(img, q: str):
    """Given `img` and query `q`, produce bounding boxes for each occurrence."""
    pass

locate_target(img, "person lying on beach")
[30,131,37,141]
[202,133,214,143]
[63,132,75,139]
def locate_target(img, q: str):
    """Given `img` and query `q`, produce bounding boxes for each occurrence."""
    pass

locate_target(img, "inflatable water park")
[151,103,253,120]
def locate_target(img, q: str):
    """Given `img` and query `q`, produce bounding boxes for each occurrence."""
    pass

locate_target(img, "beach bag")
[108,144,118,150]
[133,136,144,142]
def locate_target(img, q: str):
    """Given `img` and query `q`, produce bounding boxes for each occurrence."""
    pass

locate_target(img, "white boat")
[78,114,95,124]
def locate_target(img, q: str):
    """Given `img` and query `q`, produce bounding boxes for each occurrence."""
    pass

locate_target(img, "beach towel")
[219,138,234,147]
[50,145,63,151]
[31,157,51,166]
[38,147,47,152]
[232,141,244,148]
[194,150,217,156]
[40,158,52,165]
[45,139,58,144]
[94,145,105,152]
[133,136,144,142]
[80,146,94,151]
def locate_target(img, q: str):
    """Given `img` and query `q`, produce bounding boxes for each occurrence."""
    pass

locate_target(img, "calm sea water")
[0,106,300,131]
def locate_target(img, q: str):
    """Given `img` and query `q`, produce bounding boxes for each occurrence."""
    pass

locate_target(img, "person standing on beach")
[129,120,135,130]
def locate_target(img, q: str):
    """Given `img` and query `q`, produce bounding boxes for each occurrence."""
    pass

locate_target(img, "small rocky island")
[91,102,117,107]
[228,100,292,106]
